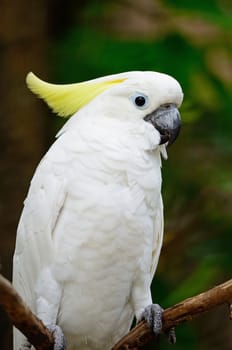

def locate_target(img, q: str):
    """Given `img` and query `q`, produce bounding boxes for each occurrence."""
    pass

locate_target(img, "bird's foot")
[46,324,67,350]
[20,324,66,350]
[140,303,176,344]
[20,340,31,350]
[165,326,176,344]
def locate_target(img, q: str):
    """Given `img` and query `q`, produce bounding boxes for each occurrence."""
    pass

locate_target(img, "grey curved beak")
[144,104,181,146]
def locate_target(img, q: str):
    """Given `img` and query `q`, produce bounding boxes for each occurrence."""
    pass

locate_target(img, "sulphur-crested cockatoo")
[13,71,183,350]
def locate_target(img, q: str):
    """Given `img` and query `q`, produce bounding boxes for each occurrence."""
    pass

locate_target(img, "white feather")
[13,71,183,350]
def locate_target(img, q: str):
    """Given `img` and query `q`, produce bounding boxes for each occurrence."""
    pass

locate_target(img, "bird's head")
[26,71,183,148]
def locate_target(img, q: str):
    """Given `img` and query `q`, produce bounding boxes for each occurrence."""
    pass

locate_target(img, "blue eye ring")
[131,92,149,110]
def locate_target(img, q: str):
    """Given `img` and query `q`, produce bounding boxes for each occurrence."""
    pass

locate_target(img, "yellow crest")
[26,72,126,117]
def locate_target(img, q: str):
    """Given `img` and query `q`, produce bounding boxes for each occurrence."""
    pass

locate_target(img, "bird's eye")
[131,93,149,109]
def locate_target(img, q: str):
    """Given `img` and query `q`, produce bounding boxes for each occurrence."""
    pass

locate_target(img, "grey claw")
[141,303,164,334]
[46,324,66,350]
[141,304,176,344]
[165,326,176,344]
[20,340,31,350]
[19,324,66,350]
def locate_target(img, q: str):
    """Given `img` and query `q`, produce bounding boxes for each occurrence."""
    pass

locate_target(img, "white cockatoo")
[13,71,183,350]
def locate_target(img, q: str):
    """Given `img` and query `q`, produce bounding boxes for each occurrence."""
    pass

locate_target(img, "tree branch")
[112,279,232,350]
[0,274,54,350]
[0,274,231,350]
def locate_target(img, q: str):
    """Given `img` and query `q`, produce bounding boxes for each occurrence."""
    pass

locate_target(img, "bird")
[13,71,183,350]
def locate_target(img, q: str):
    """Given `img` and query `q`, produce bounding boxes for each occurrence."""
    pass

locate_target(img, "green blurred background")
[0,0,231,349]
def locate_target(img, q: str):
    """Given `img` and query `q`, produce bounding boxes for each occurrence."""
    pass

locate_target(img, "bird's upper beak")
[144,104,181,146]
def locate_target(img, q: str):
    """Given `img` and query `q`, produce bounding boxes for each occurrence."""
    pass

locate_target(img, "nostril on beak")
[163,104,171,109]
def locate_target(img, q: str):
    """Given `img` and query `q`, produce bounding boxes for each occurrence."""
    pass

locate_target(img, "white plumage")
[13,71,183,350]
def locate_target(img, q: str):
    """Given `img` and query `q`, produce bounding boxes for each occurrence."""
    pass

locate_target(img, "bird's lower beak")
[144,104,181,146]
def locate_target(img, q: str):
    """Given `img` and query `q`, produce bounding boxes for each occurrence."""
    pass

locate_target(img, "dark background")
[0,1,231,349]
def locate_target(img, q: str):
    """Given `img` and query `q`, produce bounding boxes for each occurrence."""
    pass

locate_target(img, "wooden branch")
[112,279,232,350]
[0,274,54,350]
[0,274,231,350]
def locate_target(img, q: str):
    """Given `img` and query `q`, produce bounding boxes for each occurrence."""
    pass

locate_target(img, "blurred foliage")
[46,0,232,349]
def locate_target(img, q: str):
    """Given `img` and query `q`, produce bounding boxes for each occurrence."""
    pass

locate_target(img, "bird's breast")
[49,133,162,349]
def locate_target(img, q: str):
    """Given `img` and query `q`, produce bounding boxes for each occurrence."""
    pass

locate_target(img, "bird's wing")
[150,195,164,280]
[13,156,66,348]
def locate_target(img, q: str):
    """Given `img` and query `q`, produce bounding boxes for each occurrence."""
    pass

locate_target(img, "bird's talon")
[140,303,164,334]
[20,340,31,350]
[19,325,66,350]
[141,304,176,344]
[165,326,176,344]
[45,324,66,350]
